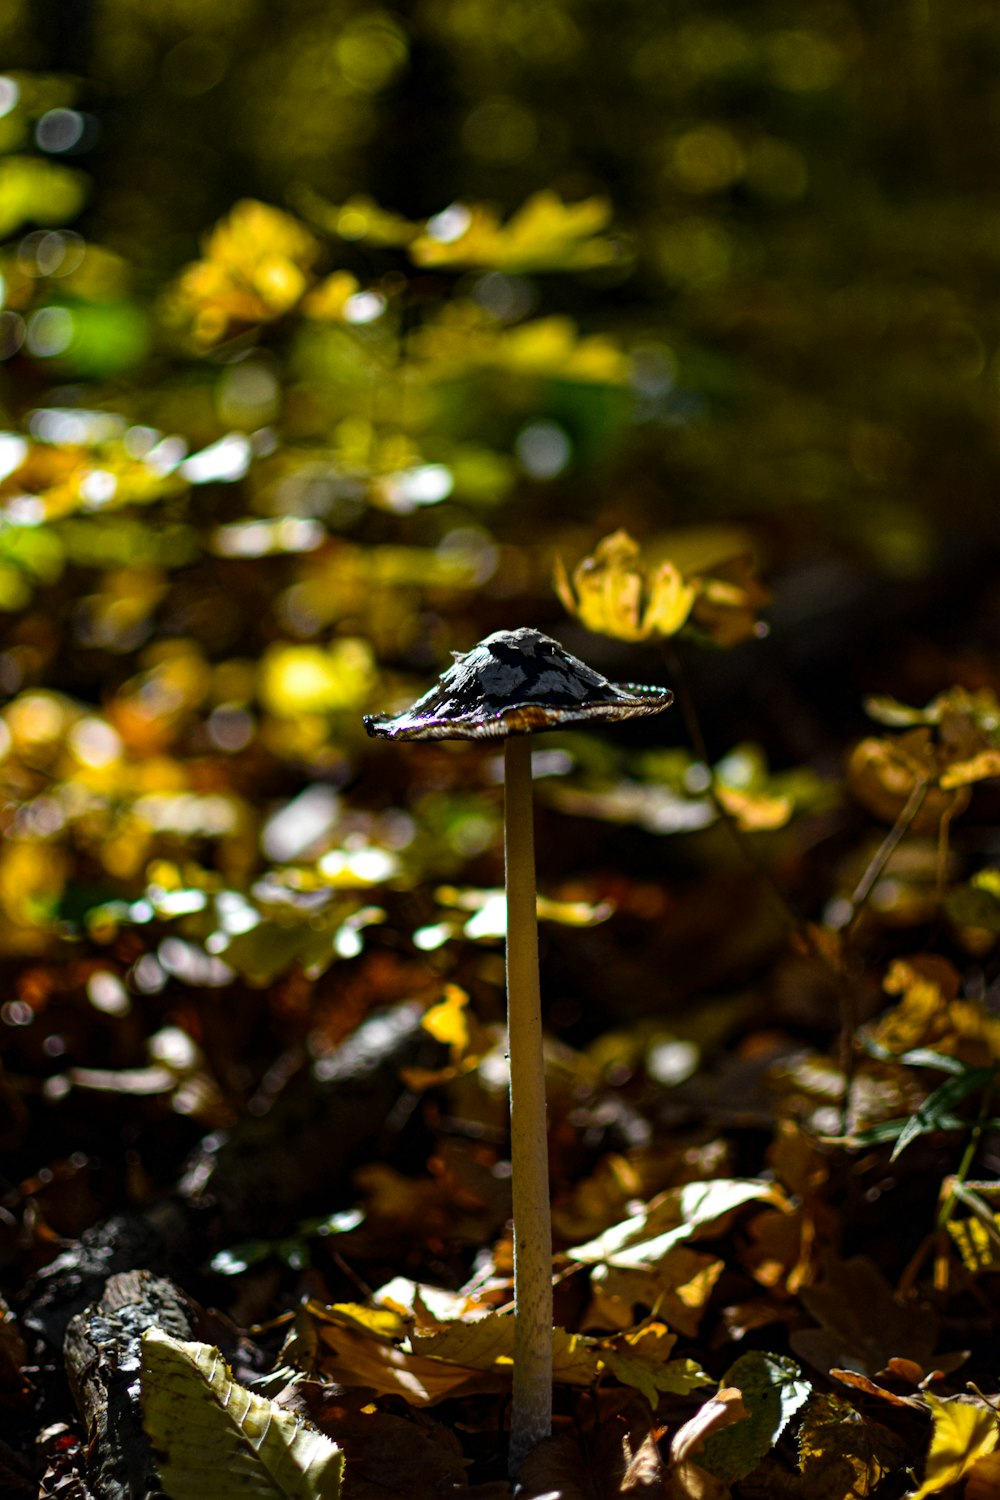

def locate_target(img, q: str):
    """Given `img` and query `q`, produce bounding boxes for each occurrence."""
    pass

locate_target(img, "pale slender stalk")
[504,733,552,1476]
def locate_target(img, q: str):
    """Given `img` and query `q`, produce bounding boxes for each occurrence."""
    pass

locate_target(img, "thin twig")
[845,778,929,934]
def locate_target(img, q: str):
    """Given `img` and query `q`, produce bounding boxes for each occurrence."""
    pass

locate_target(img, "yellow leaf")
[644,559,699,636]
[556,529,695,642]
[140,1328,343,1498]
[409,190,620,274]
[586,1248,725,1339]
[301,270,361,321]
[421,985,470,1052]
[715,784,793,832]
[168,200,319,346]
[558,531,776,646]
[940,749,1000,790]
[847,734,969,832]
[946,1213,1000,1275]
[908,1395,999,1499]
[410,300,631,385]
[314,1320,504,1405]
[410,1312,603,1386]
[688,555,772,647]
[315,1302,409,1340]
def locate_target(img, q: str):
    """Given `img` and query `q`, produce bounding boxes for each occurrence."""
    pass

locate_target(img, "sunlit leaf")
[568,1178,786,1269]
[260,640,377,716]
[669,1389,748,1500]
[410,1312,601,1386]
[410,301,631,385]
[140,1328,344,1498]
[602,1321,712,1407]
[167,199,320,346]
[420,985,471,1053]
[409,191,621,274]
[293,187,419,247]
[796,1393,897,1498]
[554,529,695,642]
[697,1352,811,1484]
[907,1394,999,1500]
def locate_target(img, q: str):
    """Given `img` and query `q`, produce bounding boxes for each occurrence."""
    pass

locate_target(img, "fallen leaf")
[907,1394,999,1499]
[568,1178,786,1270]
[409,1311,602,1386]
[790,1256,939,1378]
[796,1392,900,1498]
[697,1353,810,1485]
[669,1389,746,1500]
[141,1328,344,1498]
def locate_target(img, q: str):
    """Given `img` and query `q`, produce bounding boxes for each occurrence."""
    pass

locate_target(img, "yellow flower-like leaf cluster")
[168,200,371,347]
[555,529,770,646]
[170,200,320,346]
[409,190,621,274]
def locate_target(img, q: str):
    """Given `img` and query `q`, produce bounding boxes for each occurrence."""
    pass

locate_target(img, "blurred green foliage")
[2,0,1000,550]
[0,0,997,981]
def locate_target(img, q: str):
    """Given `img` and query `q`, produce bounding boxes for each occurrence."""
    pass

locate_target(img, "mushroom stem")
[504,733,553,1476]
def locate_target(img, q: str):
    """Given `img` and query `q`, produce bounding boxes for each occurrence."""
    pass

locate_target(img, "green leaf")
[602,1350,711,1408]
[698,1352,811,1484]
[796,1393,898,1498]
[860,1038,968,1074]
[140,1328,344,1498]
[889,1067,996,1163]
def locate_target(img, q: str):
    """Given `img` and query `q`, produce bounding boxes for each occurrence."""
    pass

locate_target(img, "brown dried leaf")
[790,1256,938,1378]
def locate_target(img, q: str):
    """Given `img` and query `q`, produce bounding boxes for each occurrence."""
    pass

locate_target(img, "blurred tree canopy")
[4,0,1000,565]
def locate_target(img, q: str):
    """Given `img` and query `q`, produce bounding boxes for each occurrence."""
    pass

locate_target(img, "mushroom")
[364,627,672,1474]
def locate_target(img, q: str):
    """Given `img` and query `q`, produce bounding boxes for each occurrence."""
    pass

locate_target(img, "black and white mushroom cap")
[364,627,673,742]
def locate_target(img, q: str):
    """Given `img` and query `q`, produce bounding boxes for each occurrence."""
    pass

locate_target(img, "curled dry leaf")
[669,1389,747,1500]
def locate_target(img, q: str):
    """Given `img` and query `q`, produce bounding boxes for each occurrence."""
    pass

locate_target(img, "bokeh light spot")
[515,420,571,479]
[344,290,386,324]
[0,77,19,119]
[87,970,130,1016]
[35,109,87,154]
[426,204,471,244]
[26,307,74,358]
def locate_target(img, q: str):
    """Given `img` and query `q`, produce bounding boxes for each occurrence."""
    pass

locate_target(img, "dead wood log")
[64,1269,193,1500]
